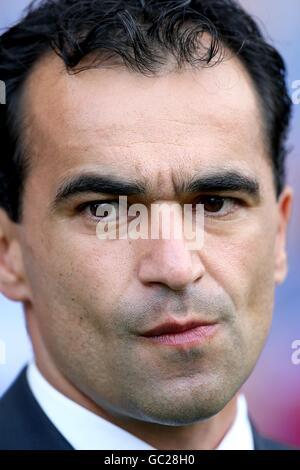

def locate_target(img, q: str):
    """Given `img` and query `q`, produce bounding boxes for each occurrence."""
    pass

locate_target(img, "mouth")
[141,319,219,347]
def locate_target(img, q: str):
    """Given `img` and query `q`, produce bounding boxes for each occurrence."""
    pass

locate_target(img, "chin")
[130,385,233,426]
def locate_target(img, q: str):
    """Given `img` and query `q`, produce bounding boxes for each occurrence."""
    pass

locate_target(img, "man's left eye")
[197,196,240,217]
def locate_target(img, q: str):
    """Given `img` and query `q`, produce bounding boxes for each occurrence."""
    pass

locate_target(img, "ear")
[0,208,32,302]
[274,186,293,285]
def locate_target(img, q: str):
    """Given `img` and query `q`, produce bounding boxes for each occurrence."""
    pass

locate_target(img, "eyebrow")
[183,171,261,199]
[51,170,261,211]
[52,174,146,210]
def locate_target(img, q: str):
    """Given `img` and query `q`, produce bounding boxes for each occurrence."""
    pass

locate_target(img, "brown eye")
[201,197,225,213]
[91,202,114,218]
[196,196,241,218]
[78,200,119,221]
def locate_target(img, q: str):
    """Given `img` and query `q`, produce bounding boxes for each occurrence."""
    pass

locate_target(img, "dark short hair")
[0,0,292,222]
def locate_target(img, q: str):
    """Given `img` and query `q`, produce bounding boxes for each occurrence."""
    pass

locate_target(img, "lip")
[141,319,219,346]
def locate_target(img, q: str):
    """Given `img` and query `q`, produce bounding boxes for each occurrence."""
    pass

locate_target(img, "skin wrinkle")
[0,45,293,450]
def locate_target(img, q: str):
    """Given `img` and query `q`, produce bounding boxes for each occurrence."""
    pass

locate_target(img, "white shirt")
[26,362,254,450]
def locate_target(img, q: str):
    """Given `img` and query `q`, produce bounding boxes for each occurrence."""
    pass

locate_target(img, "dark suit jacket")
[0,367,296,450]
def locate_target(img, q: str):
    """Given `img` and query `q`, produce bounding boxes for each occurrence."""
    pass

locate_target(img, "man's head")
[0,0,293,425]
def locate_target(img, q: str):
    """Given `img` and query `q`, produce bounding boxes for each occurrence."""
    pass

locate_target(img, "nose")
[137,238,205,291]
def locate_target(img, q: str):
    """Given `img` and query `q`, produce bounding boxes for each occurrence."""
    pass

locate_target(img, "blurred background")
[0,0,299,447]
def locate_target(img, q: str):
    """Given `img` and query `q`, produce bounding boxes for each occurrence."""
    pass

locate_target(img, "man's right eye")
[77,200,119,221]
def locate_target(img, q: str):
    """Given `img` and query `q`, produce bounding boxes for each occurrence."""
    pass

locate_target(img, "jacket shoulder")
[252,422,298,450]
[0,367,73,450]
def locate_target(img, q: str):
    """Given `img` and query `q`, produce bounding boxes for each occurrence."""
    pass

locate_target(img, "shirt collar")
[216,394,254,450]
[27,362,253,450]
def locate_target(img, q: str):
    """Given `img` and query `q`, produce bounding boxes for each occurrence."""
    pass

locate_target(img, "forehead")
[22,51,268,189]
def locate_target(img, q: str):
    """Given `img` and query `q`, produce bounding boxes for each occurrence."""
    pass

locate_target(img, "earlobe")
[0,209,32,302]
[274,187,293,285]
[274,252,288,285]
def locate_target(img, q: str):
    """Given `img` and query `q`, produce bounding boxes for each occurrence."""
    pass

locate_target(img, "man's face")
[15,52,290,424]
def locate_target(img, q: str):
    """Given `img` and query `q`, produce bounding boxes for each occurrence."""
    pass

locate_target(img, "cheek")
[204,220,277,323]
[22,229,138,372]
[201,220,278,366]
[29,230,136,324]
